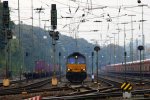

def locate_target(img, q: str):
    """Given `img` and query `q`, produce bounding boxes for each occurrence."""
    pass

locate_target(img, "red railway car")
[103,59,150,77]
[23,60,59,79]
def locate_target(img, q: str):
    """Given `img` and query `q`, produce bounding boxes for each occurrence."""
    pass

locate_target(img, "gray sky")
[5,0,150,46]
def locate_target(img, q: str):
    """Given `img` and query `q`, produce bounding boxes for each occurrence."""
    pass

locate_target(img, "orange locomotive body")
[66,52,87,83]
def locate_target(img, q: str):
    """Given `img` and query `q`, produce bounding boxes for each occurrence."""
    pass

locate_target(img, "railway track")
[0,78,50,96]
[54,75,123,96]
[42,89,150,100]
[1,75,149,99]
[0,75,122,98]
[0,79,27,87]
[100,73,150,85]
[43,92,122,100]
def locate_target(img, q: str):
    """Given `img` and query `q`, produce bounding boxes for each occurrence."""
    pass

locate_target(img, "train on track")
[103,59,150,77]
[66,52,87,83]
[23,60,59,79]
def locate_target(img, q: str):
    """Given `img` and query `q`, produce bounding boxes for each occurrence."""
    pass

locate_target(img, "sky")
[3,0,150,46]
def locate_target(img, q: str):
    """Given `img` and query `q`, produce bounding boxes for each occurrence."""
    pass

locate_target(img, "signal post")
[2,1,12,87]
[50,4,59,86]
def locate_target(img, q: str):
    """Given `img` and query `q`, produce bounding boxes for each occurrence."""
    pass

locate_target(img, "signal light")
[7,30,12,39]
[51,4,57,29]
[54,31,59,40]
[59,52,61,56]
[26,52,29,56]
[2,1,10,29]
[138,45,144,50]
[3,1,8,8]
[49,31,53,37]
[137,0,141,3]
[51,4,56,10]
[49,31,59,40]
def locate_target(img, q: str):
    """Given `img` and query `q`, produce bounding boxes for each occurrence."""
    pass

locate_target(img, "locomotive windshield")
[67,55,86,64]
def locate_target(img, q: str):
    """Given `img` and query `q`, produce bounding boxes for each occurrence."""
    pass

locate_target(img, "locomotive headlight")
[68,69,71,71]
[83,69,85,71]
[75,56,78,59]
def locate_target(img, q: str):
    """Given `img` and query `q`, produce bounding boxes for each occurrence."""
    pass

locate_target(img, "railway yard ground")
[0,74,149,100]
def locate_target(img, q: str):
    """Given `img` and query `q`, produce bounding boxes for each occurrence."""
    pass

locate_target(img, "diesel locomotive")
[66,52,87,83]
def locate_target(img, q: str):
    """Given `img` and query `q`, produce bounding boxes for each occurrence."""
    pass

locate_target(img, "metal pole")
[42,20,49,30]
[52,32,56,77]
[116,28,121,62]
[96,51,98,83]
[128,15,136,63]
[5,30,8,78]
[7,40,10,78]
[124,51,127,82]
[138,4,147,60]
[139,4,147,79]
[9,40,12,78]
[114,34,115,64]
[31,0,33,32]
[92,52,94,82]
[35,8,44,27]
[34,7,44,61]
[18,0,22,82]
[136,39,139,60]
[39,12,41,27]
[109,39,111,64]
[139,50,142,84]
[122,23,128,82]
[117,29,120,62]
[51,4,58,85]
[124,24,127,82]
[112,33,117,64]
[31,0,34,80]
[59,52,61,82]
[94,46,100,84]
[141,5,144,61]
[138,45,144,84]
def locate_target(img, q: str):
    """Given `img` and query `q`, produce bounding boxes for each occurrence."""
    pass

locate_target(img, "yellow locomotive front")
[66,52,87,83]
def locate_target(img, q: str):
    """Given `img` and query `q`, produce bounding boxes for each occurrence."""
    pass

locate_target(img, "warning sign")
[121,82,133,91]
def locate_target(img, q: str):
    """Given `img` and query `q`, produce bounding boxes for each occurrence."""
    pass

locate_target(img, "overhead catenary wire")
[8,0,150,46]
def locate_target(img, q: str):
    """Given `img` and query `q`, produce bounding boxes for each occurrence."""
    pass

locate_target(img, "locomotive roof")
[67,52,85,58]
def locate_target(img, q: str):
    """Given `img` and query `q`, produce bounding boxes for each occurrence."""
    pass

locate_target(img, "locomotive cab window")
[76,56,85,64]
[68,57,75,64]
[67,56,85,64]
